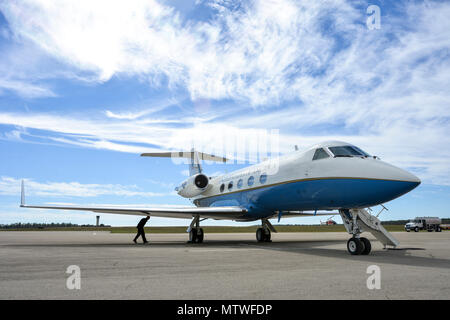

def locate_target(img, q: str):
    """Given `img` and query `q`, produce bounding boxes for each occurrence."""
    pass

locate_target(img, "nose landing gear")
[347,237,371,255]
[340,208,397,255]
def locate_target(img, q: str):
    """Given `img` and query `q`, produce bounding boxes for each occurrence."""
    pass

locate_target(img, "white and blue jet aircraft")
[20,141,420,255]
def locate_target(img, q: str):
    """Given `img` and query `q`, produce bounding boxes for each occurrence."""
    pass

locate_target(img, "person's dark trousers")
[134,228,147,243]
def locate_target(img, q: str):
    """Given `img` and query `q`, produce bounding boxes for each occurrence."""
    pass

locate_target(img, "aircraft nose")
[375,160,419,182]
[403,172,421,193]
[408,172,421,185]
[381,162,421,193]
[396,167,421,186]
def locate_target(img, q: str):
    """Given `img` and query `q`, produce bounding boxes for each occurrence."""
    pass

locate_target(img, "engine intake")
[176,173,210,198]
[194,174,208,189]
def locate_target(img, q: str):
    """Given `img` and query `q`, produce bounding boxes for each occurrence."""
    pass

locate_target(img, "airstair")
[340,208,399,248]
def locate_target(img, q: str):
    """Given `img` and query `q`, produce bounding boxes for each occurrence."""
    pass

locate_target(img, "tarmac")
[0,231,449,299]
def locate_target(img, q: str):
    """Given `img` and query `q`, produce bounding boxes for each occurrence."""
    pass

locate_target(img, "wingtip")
[20,179,25,207]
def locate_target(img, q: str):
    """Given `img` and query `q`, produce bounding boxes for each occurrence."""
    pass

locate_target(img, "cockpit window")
[312,148,330,160]
[352,146,371,157]
[329,146,368,157]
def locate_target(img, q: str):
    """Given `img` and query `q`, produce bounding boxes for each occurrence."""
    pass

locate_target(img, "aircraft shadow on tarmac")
[6,238,448,270]
[241,241,447,270]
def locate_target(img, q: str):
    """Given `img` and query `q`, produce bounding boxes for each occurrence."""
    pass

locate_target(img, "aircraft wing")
[19,181,247,220]
[21,204,247,220]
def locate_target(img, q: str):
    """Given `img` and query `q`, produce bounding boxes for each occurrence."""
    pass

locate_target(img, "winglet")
[20,180,25,207]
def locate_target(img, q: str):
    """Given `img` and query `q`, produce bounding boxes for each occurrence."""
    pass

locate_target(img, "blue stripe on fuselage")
[195,178,419,220]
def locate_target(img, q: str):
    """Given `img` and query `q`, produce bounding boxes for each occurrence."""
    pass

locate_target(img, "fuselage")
[192,141,420,221]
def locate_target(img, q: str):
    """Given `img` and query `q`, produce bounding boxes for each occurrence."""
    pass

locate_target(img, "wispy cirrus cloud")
[0,78,56,98]
[0,0,359,105]
[0,176,172,197]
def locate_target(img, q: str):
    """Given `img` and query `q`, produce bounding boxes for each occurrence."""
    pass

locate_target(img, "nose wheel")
[347,237,371,255]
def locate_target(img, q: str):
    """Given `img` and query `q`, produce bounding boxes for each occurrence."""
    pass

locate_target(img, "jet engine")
[176,173,210,198]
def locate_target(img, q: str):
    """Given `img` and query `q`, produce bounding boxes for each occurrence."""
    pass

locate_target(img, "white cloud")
[0,78,56,98]
[0,0,449,186]
[1,0,448,107]
[0,176,172,197]
[0,110,448,185]
[0,0,358,104]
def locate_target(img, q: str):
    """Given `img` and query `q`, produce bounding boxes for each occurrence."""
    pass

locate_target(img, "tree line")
[0,222,110,229]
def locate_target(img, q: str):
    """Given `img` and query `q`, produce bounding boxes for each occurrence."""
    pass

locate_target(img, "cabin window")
[329,146,365,157]
[259,173,267,184]
[220,184,225,192]
[228,181,233,191]
[248,176,255,186]
[237,179,243,189]
[312,148,330,160]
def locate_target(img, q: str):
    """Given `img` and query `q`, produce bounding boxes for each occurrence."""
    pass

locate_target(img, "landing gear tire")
[197,228,204,243]
[347,237,364,255]
[189,228,204,243]
[256,228,271,242]
[189,228,197,243]
[256,228,264,242]
[360,237,371,255]
[263,229,271,242]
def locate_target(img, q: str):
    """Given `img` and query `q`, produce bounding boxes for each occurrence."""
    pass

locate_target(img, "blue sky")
[0,0,449,226]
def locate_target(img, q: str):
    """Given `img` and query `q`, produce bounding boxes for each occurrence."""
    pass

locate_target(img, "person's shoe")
[133,239,137,244]
[143,241,149,244]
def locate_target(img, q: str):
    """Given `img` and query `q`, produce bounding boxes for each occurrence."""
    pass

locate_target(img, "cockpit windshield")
[352,146,371,157]
[328,146,370,157]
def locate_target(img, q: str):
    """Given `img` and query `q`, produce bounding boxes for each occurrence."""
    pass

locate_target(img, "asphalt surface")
[0,231,449,299]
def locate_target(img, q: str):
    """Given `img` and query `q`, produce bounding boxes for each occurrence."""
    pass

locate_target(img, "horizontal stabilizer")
[141,151,228,163]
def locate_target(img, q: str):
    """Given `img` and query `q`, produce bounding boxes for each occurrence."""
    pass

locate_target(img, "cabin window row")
[219,174,267,192]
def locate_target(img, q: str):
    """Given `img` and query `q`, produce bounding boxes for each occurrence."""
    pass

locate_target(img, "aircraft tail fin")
[141,150,228,176]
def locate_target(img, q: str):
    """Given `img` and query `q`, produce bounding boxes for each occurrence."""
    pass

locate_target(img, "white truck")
[405,217,442,232]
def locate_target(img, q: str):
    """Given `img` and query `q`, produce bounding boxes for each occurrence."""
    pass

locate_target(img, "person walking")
[133,216,150,244]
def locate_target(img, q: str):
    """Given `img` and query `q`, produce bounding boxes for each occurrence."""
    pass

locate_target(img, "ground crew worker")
[133,216,150,244]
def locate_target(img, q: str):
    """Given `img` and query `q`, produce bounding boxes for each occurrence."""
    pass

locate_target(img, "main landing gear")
[256,218,276,243]
[188,215,204,244]
[189,227,204,243]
